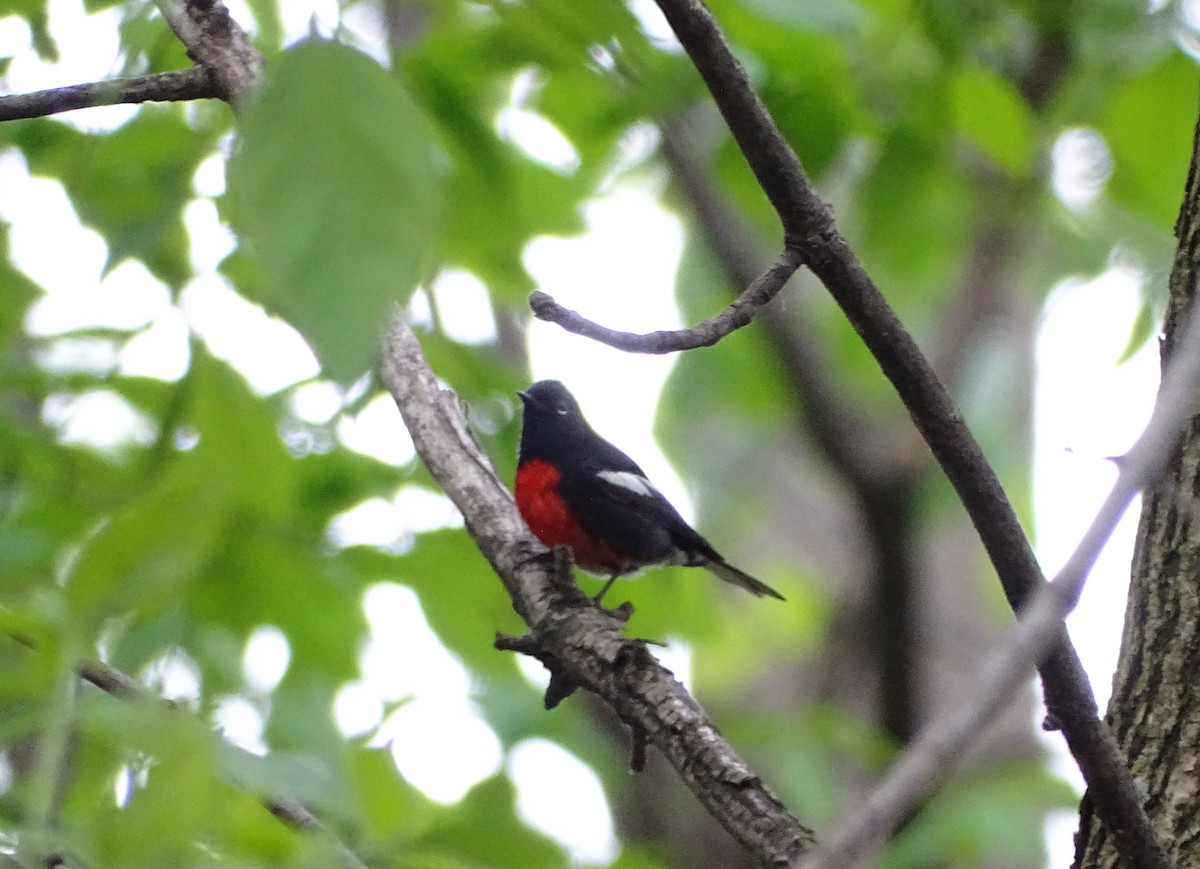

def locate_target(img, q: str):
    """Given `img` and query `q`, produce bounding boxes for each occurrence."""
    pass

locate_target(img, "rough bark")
[1072,93,1200,868]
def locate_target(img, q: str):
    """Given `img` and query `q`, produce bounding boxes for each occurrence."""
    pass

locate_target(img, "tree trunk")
[1072,93,1200,868]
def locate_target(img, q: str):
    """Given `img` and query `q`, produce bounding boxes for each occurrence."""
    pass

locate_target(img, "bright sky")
[0,1,1170,866]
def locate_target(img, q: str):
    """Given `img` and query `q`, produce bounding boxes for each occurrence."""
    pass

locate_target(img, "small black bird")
[514,379,784,603]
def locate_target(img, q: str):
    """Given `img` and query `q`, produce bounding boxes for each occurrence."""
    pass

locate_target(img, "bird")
[514,379,784,604]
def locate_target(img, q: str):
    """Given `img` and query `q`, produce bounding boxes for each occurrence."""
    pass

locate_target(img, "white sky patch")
[525,186,693,521]
[184,197,237,273]
[514,650,552,692]
[0,16,31,58]
[336,391,417,466]
[0,149,109,294]
[627,0,683,50]
[192,152,228,198]
[35,337,118,375]
[356,585,502,804]
[651,636,693,691]
[277,0,339,44]
[42,388,156,451]
[180,275,320,395]
[330,484,461,549]
[498,104,581,174]
[119,307,192,381]
[382,699,503,804]
[333,680,384,738]
[431,269,498,345]
[508,738,619,866]
[327,497,409,551]
[140,649,202,706]
[1051,129,1113,211]
[213,695,268,756]
[289,380,344,424]
[358,584,472,704]
[27,258,172,336]
[1034,264,1157,697]
[1034,263,1159,868]
[242,625,292,694]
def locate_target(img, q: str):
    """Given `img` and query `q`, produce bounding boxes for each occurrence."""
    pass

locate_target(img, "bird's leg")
[593,574,619,605]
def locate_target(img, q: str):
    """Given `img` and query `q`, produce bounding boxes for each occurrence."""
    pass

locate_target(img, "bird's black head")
[517,380,584,418]
[517,380,589,460]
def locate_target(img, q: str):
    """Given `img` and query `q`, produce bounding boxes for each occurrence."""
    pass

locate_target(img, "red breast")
[515,459,640,575]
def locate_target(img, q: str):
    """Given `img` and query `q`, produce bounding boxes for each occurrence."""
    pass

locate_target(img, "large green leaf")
[227,39,445,382]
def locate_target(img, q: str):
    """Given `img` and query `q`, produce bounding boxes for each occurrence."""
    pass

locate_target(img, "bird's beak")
[516,390,530,404]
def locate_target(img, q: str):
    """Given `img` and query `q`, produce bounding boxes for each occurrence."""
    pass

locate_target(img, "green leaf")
[1117,299,1158,364]
[12,108,217,287]
[951,64,1033,175]
[348,744,438,839]
[1097,52,1197,229]
[415,775,567,866]
[884,763,1077,868]
[65,475,225,628]
[227,39,446,382]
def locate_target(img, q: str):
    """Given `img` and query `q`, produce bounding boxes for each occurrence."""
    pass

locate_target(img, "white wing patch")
[597,470,659,499]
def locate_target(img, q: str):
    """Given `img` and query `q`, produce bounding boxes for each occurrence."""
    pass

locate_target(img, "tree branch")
[658,117,926,743]
[799,290,1200,869]
[528,246,802,353]
[641,1,1167,863]
[0,68,220,122]
[72,658,366,869]
[154,0,262,108]
[378,314,816,864]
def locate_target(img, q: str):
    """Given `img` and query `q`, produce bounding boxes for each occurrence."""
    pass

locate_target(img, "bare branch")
[0,68,219,122]
[528,247,802,353]
[659,117,927,743]
[800,297,1200,869]
[154,0,262,107]
[378,314,817,863]
[647,1,1167,862]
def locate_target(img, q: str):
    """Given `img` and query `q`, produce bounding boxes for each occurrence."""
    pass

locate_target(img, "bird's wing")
[559,462,720,567]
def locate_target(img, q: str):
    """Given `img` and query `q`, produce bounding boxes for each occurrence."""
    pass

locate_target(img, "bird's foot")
[599,600,634,622]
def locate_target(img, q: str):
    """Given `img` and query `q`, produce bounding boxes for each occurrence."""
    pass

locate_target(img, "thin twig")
[528,247,802,353]
[0,68,219,122]
[799,296,1200,869]
[659,117,926,742]
[379,314,816,864]
[646,1,1167,864]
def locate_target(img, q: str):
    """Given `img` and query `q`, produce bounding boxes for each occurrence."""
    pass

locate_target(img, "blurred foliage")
[0,0,1194,866]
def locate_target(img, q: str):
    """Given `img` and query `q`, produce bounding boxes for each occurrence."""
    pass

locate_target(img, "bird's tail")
[705,559,785,600]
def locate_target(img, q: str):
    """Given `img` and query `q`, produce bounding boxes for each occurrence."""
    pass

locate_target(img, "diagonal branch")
[799,290,1200,868]
[639,2,1168,865]
[0,68,220,122]
[659,117,926,744]
[378,314,817,864]
[528,246,802,352]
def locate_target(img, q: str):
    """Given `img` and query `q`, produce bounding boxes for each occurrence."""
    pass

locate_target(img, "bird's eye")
[556,405,569,415]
